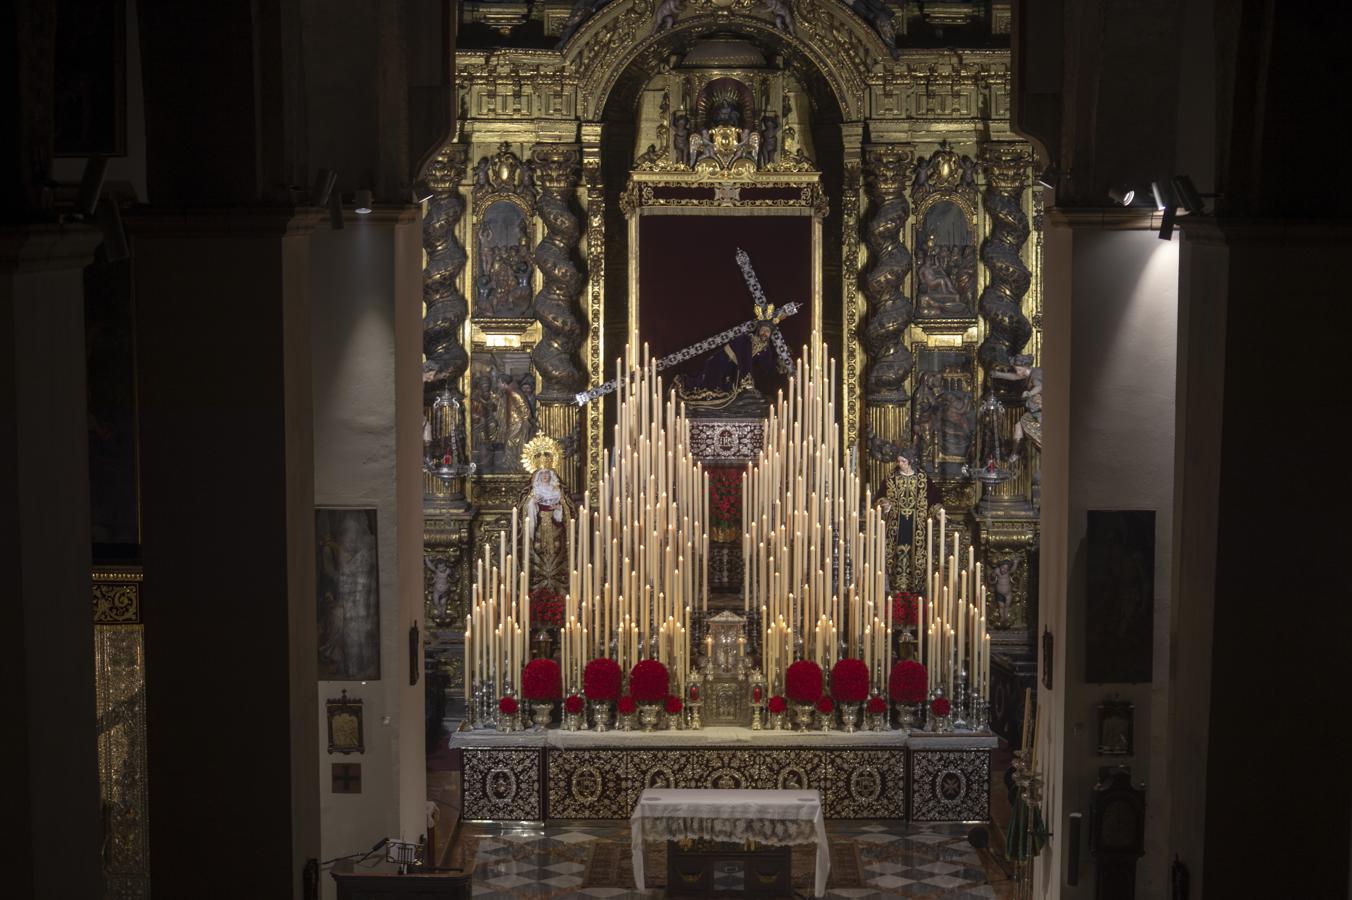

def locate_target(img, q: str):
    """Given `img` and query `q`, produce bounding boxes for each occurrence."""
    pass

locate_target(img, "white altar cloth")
[629,788,829,897]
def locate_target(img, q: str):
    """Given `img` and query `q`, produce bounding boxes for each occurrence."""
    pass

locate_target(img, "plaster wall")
[311,213,426,900]
[1039,218,1178,898]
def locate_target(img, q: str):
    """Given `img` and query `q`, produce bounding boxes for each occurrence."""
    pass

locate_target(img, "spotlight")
[411,179,434,203]
[1158,204,1177,241]
[309,169,337,207]
[354,189,374,215]
[329,191,345,230]
[97,198,129,262]
[1172,175,1205,214]
[1150,180,1177,212]
[77,157,109,218]
[1108,185,1135,207]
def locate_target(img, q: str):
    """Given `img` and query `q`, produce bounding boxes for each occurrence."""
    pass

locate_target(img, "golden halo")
[520,434,562,474]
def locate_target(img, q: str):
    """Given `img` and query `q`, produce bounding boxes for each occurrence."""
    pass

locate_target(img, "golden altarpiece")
[421,0,1043,742]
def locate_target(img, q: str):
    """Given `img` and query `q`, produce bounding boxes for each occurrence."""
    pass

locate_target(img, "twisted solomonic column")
[422,145,470,402]
[861,145,916,405]
[530,144,586,398]
[978,144,1034,383]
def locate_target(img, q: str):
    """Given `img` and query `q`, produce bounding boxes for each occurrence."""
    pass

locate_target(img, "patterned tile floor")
[457,820,1014,899]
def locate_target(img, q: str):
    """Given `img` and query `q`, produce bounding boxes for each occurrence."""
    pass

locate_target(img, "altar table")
[630,787,830,897]
[450,727,997,823]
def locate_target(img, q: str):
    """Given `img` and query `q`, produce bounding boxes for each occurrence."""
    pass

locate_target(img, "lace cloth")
[630,789,828,896]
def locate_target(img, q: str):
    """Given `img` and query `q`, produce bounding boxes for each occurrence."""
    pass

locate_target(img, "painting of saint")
[316,508,381,680]
[915,201,977,318]
[473,201,534,318]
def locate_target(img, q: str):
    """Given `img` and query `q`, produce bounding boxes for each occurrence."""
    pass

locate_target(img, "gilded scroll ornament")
[861,145,916,404]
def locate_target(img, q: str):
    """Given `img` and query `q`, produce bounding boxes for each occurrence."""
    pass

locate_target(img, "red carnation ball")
[889,659,928,704]
[499,696,519,716]
[564,694,584,715]
[866,696,887,715]
[617,695,636,715]
[522,658,563,701]
[665,694,683,715]
[931,697,951,717]
[785,659,824,703]
[583,657,622,701]
[629,659,670,703]
[768,695,787,715]
[831,657,870,703]
[816,696,835,715]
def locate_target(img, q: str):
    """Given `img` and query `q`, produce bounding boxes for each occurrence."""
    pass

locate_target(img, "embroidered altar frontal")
[454,730,994,824]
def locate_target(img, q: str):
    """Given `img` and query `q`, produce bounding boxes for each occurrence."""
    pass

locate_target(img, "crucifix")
[573,249,802,405]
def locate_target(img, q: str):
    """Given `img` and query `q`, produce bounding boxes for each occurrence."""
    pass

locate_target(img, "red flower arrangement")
[866,696,887,715]
[891,592,921,627]
[499,696,519,716]
[529,587,565,628]
[768,695,787,715]
[629,659,670,702]
[831,657,870,702]
[785,659,823,702]
[665,694,683,715]
[816,696,835,715]
[931,697,951,717]
[617,695,636,716]
[564,694,584,715]
[707,468,743,532]
[583,657,622,701]
[889,659,928,704]
[522,658,562,701]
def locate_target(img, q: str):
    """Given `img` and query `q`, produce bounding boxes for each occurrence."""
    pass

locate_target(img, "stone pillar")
[311,208,428,897]
[0,225,104,898]
[861,144,916,493]
[129,209,321,897]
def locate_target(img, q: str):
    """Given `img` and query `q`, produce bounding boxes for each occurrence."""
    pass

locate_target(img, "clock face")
[1100,799,1138,850]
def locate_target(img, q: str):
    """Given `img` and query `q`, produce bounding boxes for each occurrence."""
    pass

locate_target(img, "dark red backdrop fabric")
[637,214,813,385]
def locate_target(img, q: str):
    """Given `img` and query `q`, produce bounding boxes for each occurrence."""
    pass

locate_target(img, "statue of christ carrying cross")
[573,249,801,410]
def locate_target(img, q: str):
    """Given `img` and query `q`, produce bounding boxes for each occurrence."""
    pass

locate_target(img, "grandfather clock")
[1089,769,1146,900]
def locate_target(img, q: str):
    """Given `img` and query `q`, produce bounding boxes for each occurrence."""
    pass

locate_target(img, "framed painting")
[326,690,365,755]
[1085,510,1155,683]
[316,508,381,680]
[1096,700,1134,756]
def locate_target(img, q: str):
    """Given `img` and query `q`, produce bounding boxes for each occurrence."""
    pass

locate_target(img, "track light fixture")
[1150,180,1177,212]
[309,169,337,208]
[1108,185,1135,206]
[354,189,373,215]
[1172,175,1205,215]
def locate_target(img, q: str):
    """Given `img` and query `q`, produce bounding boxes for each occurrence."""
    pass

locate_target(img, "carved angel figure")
[654,0,681,32]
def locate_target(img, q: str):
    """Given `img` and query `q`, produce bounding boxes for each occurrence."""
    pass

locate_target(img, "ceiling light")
[1158,205,1177,241]
[354,189,373,215]
[1108,185,1135,207]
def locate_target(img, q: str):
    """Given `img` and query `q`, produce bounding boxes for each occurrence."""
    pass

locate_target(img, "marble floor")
[452,820,1013,899]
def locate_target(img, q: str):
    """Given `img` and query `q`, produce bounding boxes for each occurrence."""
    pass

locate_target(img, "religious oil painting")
[915,200,977,319]
[1097,699,1134,756]
[1086,510,1155,683]
[473,200,534,318]
[316,508,381,681]
[326,690,365,754]
[469,351,538,473]
[912,347,977,478]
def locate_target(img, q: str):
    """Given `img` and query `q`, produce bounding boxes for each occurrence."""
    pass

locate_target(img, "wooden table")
[629,787,829,897]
